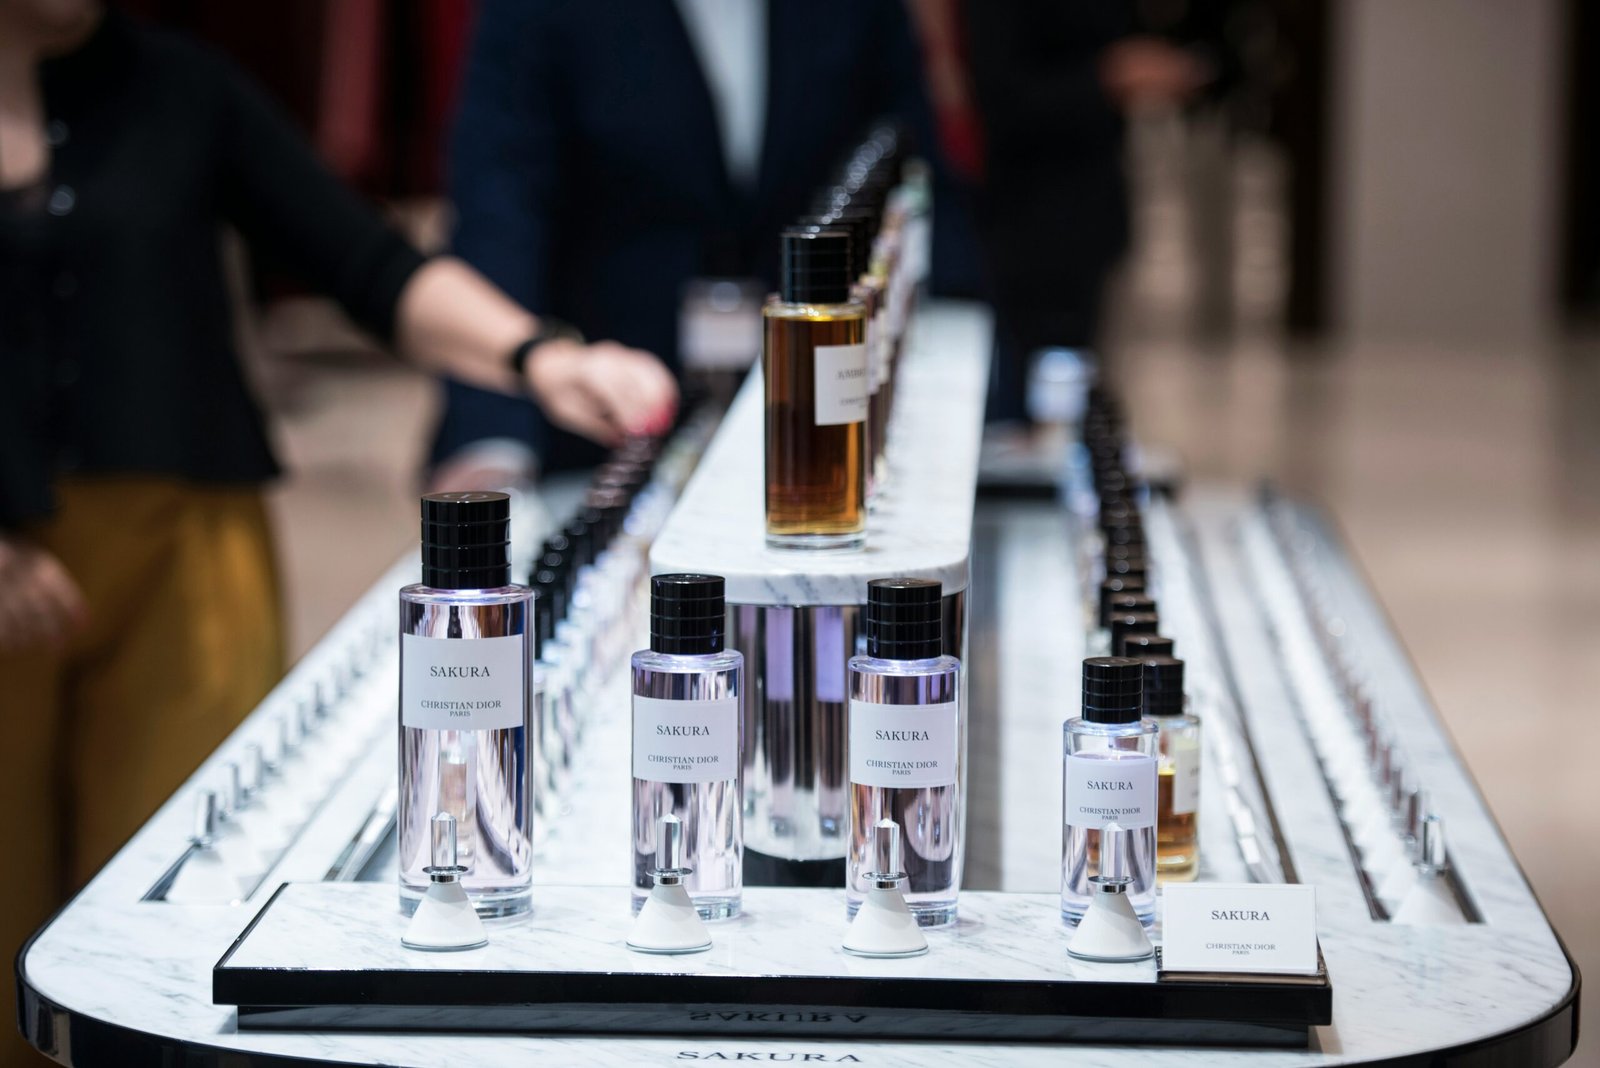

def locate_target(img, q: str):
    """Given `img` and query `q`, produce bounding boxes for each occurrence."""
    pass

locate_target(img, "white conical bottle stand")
[165,847,249,904]
[1067,886,1153,962]
[1068,821,1152,963]
[1391,815,1465,926]
[402,877,489,951]
[628,813,711,954]
[1391,873,1466,926]
[1376,855,1418,906]
[402,812,488,951]
[842,884,928,958]
[627,880,712,954]
[166,789,248,903]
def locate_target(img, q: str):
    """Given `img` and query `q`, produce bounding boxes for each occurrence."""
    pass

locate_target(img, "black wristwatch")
[508,317,585,384]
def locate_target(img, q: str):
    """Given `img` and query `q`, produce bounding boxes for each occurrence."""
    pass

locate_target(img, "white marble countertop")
[17,438,1577,1060]
[649,300,992,605]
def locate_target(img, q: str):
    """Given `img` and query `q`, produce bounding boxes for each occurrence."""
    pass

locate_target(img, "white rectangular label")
[849,700,959,788]
[1171,738,1200,815]
[1064,752,1157,829]
[813,342,869,426]
[401,632,526,730]
[1161,883,1319,975]
[632,695,740,783]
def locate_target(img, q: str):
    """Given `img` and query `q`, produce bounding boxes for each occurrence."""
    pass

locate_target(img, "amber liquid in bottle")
[1157,765,1200,880]
[763,302,867,549]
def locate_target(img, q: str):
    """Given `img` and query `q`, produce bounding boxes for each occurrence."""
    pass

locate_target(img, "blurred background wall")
[1331,0,1564,346]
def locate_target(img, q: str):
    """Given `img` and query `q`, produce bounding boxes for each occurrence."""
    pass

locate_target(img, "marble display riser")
[214,884,1330,1047]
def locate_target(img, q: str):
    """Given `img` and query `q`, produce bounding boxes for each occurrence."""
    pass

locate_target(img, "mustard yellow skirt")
[2,477,283,1063]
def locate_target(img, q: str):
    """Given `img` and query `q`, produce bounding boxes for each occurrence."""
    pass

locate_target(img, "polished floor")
[261,139,1594,1062]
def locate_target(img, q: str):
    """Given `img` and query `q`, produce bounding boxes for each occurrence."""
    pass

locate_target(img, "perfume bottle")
[847,578,963,927]
[763,227,868,550]
[399,492,534,917]
[531,566,574,798]
[1062,657,1158,925]
[1139,655,1200,882]
[631,574,745,920]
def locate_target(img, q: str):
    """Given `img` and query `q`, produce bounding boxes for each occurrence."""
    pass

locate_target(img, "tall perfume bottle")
[763,227,868,550]
[1139,655,1201,882]
[847,578,963,927]
[1062,657,1158,925]
[631,574,745,920]
[399,492,534,917]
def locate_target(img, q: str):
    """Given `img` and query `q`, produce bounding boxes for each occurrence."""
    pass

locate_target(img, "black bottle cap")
[1105,557,1148,581]
[1106,592,1156,619]
[1105,524,1146,549]
[650,573,726,655]
[1082,657,1143,724]
[564,517,596,568]
[1139,655,1186,716]
[420,491,511,589]
[797,213,868,280]
[1099,501,1140,530]
[1109,611,1161,656]
[539,547,569,583]
[779,227,853,304]
[1098,576,1147,626]
[864,578,943,660]
[582,508,608,548]
[1121,633,1176,660]
[1106,542,1148,566]
[532,567,565,625]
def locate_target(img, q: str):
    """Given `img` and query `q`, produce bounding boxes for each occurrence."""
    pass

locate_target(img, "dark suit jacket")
[433,0,934,471]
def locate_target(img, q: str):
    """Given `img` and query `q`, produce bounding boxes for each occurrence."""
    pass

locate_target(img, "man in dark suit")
[432,0,935,486]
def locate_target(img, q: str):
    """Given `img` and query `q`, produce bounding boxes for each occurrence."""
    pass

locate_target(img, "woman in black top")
[0,1,675,1031]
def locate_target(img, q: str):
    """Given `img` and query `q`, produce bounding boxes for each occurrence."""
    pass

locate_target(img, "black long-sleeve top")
[0,13,426,527]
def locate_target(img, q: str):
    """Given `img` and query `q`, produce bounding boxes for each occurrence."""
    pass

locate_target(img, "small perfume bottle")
[763,227,868,550]
[1139,655,1201,882]
[399,492,534,917]
[847,578,963,927]
[1062,657,1158,925]
[631,574,744,920]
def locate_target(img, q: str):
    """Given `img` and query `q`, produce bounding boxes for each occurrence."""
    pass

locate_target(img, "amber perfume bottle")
[1139,655,1201,882]
[763,227,868,550]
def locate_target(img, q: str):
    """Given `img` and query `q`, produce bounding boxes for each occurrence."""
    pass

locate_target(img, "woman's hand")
[524,339,679,447]
[0,535,88,653]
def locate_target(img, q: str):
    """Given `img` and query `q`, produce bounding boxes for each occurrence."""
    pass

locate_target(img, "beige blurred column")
[1330,0,1562,346]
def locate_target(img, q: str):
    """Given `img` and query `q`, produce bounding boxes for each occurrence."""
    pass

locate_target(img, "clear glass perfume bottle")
[847,578,963,927]
[399,491,534,918]
[631,574,744,920]
[531,567,574,799]
[1138,655,1201,882]
[1062,657,1159,925]
[763,226,868,550]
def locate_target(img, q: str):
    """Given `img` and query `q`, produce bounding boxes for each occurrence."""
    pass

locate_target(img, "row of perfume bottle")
[1263,501,1467,925]
[397,431,701,919]
[170,617,395,902]
[763,123,933,551]
[1061,386,1204,911]
[629,573,964,928]
[524,441,670,820]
